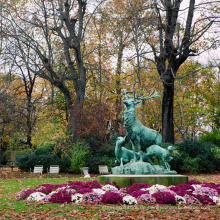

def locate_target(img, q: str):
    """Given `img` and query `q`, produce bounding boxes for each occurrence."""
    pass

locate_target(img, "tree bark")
[162,78,175,144]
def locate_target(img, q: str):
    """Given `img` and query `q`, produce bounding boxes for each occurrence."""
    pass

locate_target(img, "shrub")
[200,130,220,148]
[182,157,201,174]
[70,141,91,174]
[16,146,71,173]
[177,140,218,173]
[169,156,184,173]
[101,192,123,204]
[85,137,116,174]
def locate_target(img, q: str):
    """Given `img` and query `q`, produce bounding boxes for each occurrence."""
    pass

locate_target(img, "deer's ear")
[114,133,118,139]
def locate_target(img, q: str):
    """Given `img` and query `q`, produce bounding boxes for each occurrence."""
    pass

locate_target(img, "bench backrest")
[49,165,59,174]
[99,165,109,174]
[33,165,43,174]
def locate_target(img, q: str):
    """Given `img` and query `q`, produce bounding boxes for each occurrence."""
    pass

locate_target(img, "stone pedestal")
[98,174,188,188]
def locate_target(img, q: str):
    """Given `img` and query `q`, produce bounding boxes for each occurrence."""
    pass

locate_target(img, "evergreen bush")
[69,141,91,174]
[177,140,218,174]
[16,146,71,173]
[200,130,220,148]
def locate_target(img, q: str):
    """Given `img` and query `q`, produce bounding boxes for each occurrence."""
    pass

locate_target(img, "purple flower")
[36,184,67,194]
[201,183,220,195]
[138,194,155,204]
[77,188,93,194]
[84,180,102,189]
[101,192,123,204]
[194,187,218,197]
[188,180,202,185]
[152,191,176,205]
[48,190,71,203]
[16,189,36,200]
[183,194,200,205]
[130,190,149,198]
[170,184,194,196]
[83,192,103,204]
[194,194,214,205]
[126,183,151,194]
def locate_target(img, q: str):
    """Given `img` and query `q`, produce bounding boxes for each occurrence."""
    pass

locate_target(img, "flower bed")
[16,180,220,206]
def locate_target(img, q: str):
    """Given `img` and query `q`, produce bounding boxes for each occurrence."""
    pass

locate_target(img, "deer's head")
[123,91,159,111]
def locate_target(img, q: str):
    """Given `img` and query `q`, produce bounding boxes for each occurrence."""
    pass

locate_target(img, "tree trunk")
[162,79,175,144]
[26,96,32,148]
[115,40,125,132]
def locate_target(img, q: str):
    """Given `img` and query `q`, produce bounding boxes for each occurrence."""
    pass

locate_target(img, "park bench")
[47,165,60,175]
[98,165,111,175]
[30,165,43,176]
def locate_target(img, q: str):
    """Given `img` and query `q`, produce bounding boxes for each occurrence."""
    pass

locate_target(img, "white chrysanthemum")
[147,184,167,195]
[92,188,105,194]
[56,186,67,192]
[192,184,202,190]
[42,191,56,202]
[211,196,220,205]
[140,188,149,191]
[71,193,83,203]
[27,192,46,201]
[175,195,186,204]
[123,195,137,205]
[102,184,118,191]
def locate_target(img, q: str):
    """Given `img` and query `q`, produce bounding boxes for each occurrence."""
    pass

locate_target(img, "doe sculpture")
[114,133,139,166]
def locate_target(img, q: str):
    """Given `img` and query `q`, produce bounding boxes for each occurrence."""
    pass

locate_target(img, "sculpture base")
[112,161,177,175]
[98,174,188,188]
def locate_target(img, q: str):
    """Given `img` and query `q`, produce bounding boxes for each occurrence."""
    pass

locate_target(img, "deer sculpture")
[114,133,140,166]
[123,91,162,162]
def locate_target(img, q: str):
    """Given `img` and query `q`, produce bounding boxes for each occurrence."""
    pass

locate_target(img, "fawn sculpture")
[123,91,162,162]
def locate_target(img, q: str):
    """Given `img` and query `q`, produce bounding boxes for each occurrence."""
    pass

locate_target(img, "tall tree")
[130,0,220,143]
[0,0,101,141]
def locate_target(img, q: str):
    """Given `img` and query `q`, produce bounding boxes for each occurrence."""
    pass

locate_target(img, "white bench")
[98,165,111,175]
[47,165,60,175]
[30,165,43,175]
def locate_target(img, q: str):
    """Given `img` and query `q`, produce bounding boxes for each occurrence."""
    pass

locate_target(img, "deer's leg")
[162,158,170,171]
[145,155,154,165]
[137,137,143,162]
[157,157,162,167]
[130,139,137,162]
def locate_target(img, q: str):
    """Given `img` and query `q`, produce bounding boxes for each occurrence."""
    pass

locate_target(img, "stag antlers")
[123,90,159,104]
